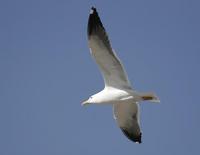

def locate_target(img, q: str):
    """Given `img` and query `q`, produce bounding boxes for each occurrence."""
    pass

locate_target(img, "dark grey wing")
[87,7,132,90]
[113,102,142,143]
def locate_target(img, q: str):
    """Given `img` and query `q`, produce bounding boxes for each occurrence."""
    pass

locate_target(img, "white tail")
[139,92,160,103]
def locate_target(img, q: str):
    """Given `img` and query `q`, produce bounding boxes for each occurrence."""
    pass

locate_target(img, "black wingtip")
[89,7,97,16]
[91,6,96,12]
[121,128,142,144]
[87,7,104,36]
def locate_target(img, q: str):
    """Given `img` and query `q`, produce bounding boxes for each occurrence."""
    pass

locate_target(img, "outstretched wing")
[87,7,132,90]
[113,102,142,143]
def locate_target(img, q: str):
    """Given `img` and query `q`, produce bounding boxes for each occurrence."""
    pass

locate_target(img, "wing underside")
[87,7,132,89]
[113,102,142,143]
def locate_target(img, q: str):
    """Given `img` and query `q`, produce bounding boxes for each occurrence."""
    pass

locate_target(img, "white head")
[82,90,106,106]
[82,96,94,106]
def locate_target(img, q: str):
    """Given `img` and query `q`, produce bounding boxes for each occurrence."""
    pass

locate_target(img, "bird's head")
[82,96,94,106]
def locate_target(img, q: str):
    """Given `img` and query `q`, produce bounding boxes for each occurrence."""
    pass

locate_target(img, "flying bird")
[82,7,160,143]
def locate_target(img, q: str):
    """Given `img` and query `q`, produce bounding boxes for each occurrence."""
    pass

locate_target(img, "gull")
[82,7,160,143]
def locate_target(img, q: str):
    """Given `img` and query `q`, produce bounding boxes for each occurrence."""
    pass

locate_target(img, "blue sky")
[0,0,200,154]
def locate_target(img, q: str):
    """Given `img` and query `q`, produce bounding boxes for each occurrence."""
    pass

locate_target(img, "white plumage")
[82,7,160,143]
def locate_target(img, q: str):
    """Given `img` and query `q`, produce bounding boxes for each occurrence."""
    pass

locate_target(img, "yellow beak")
[81,100,89,106]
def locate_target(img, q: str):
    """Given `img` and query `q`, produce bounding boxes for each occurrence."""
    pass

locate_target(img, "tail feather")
[140,92,160,103]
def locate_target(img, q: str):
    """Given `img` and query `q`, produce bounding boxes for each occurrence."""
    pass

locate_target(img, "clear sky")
[0,0,200,154]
